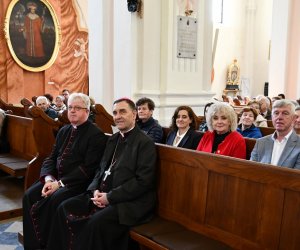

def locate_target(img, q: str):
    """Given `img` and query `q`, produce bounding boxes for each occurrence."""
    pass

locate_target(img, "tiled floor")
[0,219,23,250]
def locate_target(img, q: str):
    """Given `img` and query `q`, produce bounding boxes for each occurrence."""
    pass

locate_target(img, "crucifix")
[103,160,116,182]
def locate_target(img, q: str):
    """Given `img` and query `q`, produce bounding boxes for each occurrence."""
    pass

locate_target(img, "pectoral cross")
[103,160,116,182]
[103,169,111,181]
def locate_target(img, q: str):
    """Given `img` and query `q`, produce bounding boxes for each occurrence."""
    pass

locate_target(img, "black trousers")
[23,181,85,250]
[47,193,129,250]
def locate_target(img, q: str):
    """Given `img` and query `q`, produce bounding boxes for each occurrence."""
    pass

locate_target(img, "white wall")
[212,0,273,99]
[212,0,246,98]
[252,0,273,97]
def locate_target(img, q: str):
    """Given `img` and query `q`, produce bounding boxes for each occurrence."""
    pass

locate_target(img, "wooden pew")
[267,120,273,127]
[259,126,275,136]
[24,106,63,189]
[93,104,115,134]
[0,114,36,177]
[20,98,34,118]
[0,98,25,117]
[57,104,115,134]
[130,144,300,250]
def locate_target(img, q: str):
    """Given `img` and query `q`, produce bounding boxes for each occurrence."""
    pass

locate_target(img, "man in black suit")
[22,93,108,250]
[47,97,157,250]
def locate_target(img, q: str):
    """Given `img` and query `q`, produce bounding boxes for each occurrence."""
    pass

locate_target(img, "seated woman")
[196,103,246,159]
[166,106,202,149]
[237,107,262,138]
[53,95,67,112]
[248,100,268,127]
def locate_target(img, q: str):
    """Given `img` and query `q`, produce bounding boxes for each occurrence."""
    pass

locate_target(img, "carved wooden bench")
[130,144,300,250]
[0,114,36,178]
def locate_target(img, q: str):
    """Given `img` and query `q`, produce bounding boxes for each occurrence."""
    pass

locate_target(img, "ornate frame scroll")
[4,0,61,72]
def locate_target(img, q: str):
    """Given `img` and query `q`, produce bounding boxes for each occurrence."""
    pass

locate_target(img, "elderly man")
[251,99,300,169]
[23,93,108,250]
[256,95,272,120]
[136,97,163,143]
[36,95,58,119]
[47,97,157,250]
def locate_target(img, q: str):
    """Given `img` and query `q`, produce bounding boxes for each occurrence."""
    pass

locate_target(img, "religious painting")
[4,0,61,72]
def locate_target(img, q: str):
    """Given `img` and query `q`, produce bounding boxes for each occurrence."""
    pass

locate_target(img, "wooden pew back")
[57,104,115,134]
[155,144,300,249]
[93,104,115,134]
[0,115,37,178]
[6,115,36,160]
[267,120,273,127]
[259,126,275,136]
[0,98,25,117]
[24,106,62,189]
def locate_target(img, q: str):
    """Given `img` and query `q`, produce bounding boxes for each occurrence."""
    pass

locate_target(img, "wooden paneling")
[152,145,300,249]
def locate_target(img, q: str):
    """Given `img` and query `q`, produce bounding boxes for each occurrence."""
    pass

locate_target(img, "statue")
[226,59,240,90]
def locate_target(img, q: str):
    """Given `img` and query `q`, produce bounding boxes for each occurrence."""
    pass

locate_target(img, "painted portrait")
[4,0,60,72]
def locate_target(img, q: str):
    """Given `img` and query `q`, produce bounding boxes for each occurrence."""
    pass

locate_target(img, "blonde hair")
[206,103,237,132]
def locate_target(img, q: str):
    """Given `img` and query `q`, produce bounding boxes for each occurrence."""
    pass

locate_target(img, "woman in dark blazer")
[166,106,202,150]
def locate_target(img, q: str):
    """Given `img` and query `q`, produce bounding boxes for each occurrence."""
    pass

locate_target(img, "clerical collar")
[71,120,90,130]
[119,126,135,138]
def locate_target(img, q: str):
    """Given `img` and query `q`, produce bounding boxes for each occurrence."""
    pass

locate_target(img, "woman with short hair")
[237,107,262,138]
[248,101,268,127]
[196,103,246,159]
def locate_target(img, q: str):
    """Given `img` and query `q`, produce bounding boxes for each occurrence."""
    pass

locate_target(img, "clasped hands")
[91,190,109,208]
[41,180,60,198]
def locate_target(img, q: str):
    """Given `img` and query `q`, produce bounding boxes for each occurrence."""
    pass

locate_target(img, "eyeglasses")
[68,106,88,111]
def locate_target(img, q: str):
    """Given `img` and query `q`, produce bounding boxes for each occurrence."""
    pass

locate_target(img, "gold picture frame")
[4,0,61,72]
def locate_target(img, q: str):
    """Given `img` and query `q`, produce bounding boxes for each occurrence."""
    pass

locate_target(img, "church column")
[89,0,131,112]
[268,0,290,98]
[285,0,300,100]
[243,0,256,97]
[134,0,215,125]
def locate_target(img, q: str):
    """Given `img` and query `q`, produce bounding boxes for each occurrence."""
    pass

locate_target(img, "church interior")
[1,0,300,249]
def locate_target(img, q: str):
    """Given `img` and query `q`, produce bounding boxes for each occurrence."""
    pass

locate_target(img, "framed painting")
[4,0,61,72]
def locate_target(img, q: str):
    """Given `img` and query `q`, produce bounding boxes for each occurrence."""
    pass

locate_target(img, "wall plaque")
[177,16,197,59]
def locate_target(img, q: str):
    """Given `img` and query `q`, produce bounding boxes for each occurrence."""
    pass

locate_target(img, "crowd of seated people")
[3,90,300,249]
[7,91,300,163]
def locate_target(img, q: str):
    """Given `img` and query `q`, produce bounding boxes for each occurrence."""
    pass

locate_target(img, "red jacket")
[196,131,246,159]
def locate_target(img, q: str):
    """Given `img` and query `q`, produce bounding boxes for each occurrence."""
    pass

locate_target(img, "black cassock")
[23,120,107,250]
[47,126,157,250]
